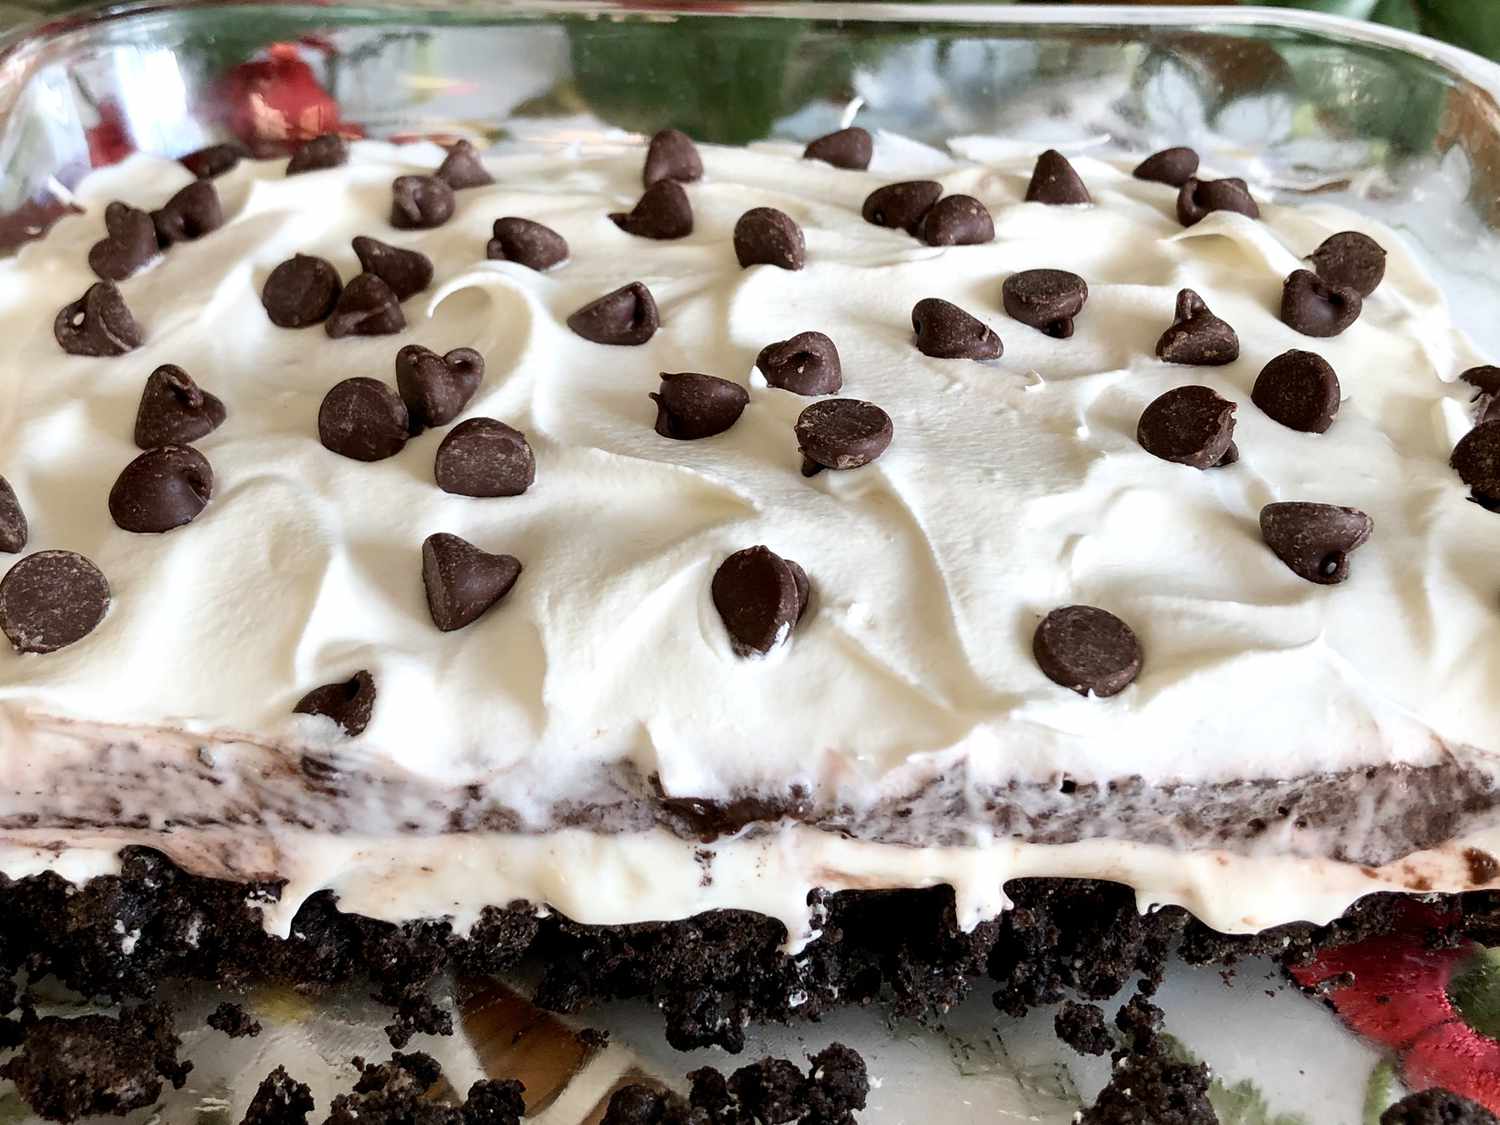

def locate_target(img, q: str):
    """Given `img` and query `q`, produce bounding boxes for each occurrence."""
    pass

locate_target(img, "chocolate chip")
[422,532,521,631]
[919,195,994,246]
[54,281,142,356]
[151,180,223,246]
[1281,269,1361,338]
[1306,231,1386,299]
[351,236,432,301]
[755,332,842,395]
[611,180,693,240]
[734,208,805,270]
[0,477,27,554]
[134,364,227,448]
[795,399,892,476]
[711,545,807,657]
[1137,385,1237,469]
[911,297,1002,360]
[390,174,455,230]
[1452,420,1500,505]
[180,142,245,180]
[1001,269,1088,339]
[487,217,568,270]
[1033,605,1142,697]
[108,444,213,533]
[804,127,871,170]
[1155,288,1239,366]
[1259,502,1373,584]
[1462,366,1500,397]
[262,254,342,328]
[1025,150,1090,205]
[0,550,109,654]
[396,344,483,434]
[435,418,535,497]
[318,377,409,461]
[1252,350,1340,433]
[862,181,942,234]
[324,273,406,338]
[1176,177,1259,226]
[1133,147,1199,187]
[651,372,749,440]
[88,202,158,281]
[293,670,375,736]
[286,133,348,175]
[567,281,659,345]
[643,128,703,186]
[435,139,492,189]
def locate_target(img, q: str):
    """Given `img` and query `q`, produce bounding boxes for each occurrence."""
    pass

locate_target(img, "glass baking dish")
[0,3,1497,1122]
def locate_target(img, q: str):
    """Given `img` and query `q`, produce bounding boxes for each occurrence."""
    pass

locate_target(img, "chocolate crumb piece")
[1177,176,1259,227]
[1137,385,1237,469]
[1025,149,1090,205]
[487,217,568,270]
[795,398,893,476]
[756,331,842,395]
[712,545,809,657]
[1033,605,1142,698]
[390,174,455,230]
[919,194,994,246]
[804,126,872,170]
[436,139,493,189]
[207,1000,262,1039]
[1465,847,1500,885]
[1381,1089,1499,1125]
[0,476,25,553]
[567,281,659,345]
[862,180,942,234]
[1055,1001,1113,1056]
[152,180,223,246]
[643,128,703,187]
[735,207,806,270]
[1079,1052,1215,1124]
[325,1053,457,1124]
[1259,501,1373,585]
[54,280,142,356]
[651,371,749,439]
[807,1043,869,1121]
[396,344,484,434]
[1252,349,1341,433]
[286,133,349,175]
[0,549,109,654]
[262,254,343,328]
[109,444,214,534]
[601,1084,674,1125]
[423,532,522,632]
[1155,288,1239,366]
[1002,268,1088,339]
[1309,230,1386,298]
[325,272,406,338]
[318,376,409,461]
[294,670,376,736]
[611,179,693,240]
[912,297,1002,360]
[352,236,433,301]
[435,417,536,497]
[462,1079,527,1125]
[88,201,158,280]
[731,1057,807,1123]
[1133,146,1199,187]
[240,1065,314,1125]
[180,142,246,179]
[135,364,227,448]
[1450,420,1500,507]
[1282,269,1362,338]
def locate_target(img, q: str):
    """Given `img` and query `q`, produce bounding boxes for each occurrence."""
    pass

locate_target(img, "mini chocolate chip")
[1252,349,1341,433]
[318,377,409,461]
[795,398,893,476]
[180,142,246,180]
[1176,177,1259,227]
[1137,385,1237,469]
[1133,147,1199,187]
[0,477,27,553]
[1033,605,1142,697]
[919,195,994,246]
[734,208,805,270]
[1308,231,1386,298]
[422,532,522,632]
[262,254,343,328]
[286,134,348,175]
[108,444,214,533]
[435,139,493,189]
[134,364,227,448]
[487,217,568,270]
[611,180,693,240]
[395,344,484,434]
[0,550,109,654]
[152,180,223,246]
[390,174,455,230]
[435,417,535,497]
[643,128,703,186]
[88,202,158,281]
[54,281,142,356]
[351,236,432,301]
[567,281,659,345]
[324,273,406,338]
[755,332,842,395]
[712,545,807,657]
[651,372,749,440]
[1155,288,1239,366]
[912,297,1002,360]
[1025,150,1090,205]
[1452,420,1500,505]
[1259,501,1373,584]
[804,127,872,170]
[1462,366,1500,397]
[862,180,942,234]
[1002,269,1088,339]
[1281,269,1361,338]
[293,670,375,736]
